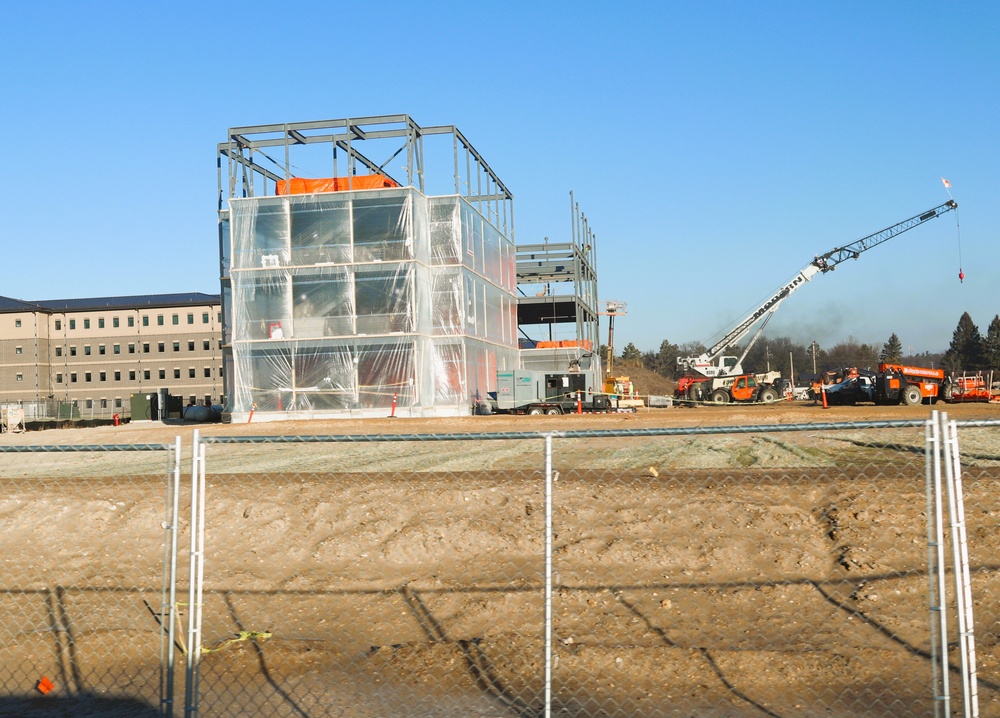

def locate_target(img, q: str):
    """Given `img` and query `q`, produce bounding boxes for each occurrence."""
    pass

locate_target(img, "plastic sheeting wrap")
[227,188,518,419]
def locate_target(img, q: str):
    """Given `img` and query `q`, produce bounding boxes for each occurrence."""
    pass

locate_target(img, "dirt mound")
[614,362,675,397]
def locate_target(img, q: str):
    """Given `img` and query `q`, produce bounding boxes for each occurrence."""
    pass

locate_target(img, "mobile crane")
[675,199,958,403]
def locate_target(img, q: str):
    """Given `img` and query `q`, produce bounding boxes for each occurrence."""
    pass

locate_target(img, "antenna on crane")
[599,300,627,378]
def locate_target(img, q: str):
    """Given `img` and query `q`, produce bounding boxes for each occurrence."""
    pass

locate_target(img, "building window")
[114,371,121,381]
[99,345,106,355]
[189,395,197,405]
[115,398,122,408]
[143,343,150,353]
[204,367,211,378]
[15,373,23,382]
[113,317,119,328]
[202,313,209,323]
[113,344,120,354]
[69,346,77,357]
[218,339,223,349]
[188,341,195,351]
[173,341,180,352]
[204,395,212,406]
[100,398,108,409]
[189,368,196,378]
[158,342,165,352]
[128,343,135,354]
[187,313,194,324]
[158,369,166,380]
[203,340,210,351]
[128,316,135,327]
[129,370,136,381]
[71,373,77,383]
[142,316,149,327]
[69,319,76,330]
[98,318,105,329]
[56,373,63,383]
[55,320,61,330]
[144,370,151,380]
[15,319,22,327]
[55,347,62,357]
[172,314,179,325]
[84,345,92,356]
[173,369,181,379]
[218,312,222,322]
[85,399,93,410]
[85,372,92,382]
[219,365,224,377]
[99,372,106,382]
[84,319,91,329]
[15,346,22,354]
[157,315,164,326]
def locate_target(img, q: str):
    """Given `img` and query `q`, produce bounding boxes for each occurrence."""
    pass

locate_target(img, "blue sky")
[2,1,996,354]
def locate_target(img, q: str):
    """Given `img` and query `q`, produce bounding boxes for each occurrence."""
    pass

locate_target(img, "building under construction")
[217,114,599,420]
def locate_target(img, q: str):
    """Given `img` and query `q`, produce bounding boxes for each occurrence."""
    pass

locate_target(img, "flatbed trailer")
[489,369,616,415]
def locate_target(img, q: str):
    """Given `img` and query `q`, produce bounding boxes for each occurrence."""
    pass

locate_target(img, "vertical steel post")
[161,436,182,717]
[544,434,554,718]
[185,430,205,716]
[943,413,980,717]
[927,411,950,717]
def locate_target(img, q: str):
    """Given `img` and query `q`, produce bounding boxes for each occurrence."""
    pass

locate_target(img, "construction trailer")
[489,366,612,415]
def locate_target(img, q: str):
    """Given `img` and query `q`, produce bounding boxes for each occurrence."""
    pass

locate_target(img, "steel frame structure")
[216,114,514,239]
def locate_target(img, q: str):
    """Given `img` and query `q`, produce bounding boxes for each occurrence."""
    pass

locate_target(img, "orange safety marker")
[247,402,256,423]
[821,387,829,409]
[389,393,397,418]
[36,676,55,695]
[576,391,582,414]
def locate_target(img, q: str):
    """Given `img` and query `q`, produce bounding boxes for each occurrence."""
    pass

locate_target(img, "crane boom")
[813,199,957,272]
[679,199,958,378]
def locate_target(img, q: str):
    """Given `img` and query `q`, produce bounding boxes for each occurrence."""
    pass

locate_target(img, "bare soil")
[3,400,1000,716]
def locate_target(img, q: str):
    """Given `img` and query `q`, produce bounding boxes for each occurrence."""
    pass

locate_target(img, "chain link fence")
[2,416,999,716]
[0,440,180,716]
[182,417,1000,717]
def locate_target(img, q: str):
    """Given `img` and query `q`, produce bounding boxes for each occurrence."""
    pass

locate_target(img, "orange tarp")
[532,340,594,350]
[275,175,400,195]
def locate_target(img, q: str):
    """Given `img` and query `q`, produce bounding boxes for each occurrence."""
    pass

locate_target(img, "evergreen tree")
[879,333,903,363]
[983,315,1000,371]
[942,312,984,374]
[652,339,680,377]
[620,342,642,363]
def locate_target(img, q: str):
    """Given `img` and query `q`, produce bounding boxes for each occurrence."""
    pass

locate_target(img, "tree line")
[616,311,1000,384]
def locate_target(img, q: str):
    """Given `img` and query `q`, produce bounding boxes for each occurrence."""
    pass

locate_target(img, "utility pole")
[811,341,817,374]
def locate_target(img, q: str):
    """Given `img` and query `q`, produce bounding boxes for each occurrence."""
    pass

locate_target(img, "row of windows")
[54,366,223,383]
[54,312,219,331]
[54,340,220,357]
[72,396,216,410]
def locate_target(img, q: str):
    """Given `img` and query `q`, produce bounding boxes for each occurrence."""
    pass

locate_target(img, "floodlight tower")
[599,300,627,378]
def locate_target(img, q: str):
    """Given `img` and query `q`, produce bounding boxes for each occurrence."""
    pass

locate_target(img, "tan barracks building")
[0,293,222,419]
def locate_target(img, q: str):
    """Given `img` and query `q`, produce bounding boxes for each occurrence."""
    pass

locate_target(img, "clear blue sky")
[3,1,996,355]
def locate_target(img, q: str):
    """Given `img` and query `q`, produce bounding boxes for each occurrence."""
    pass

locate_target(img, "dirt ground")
[3,400,1000,716]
